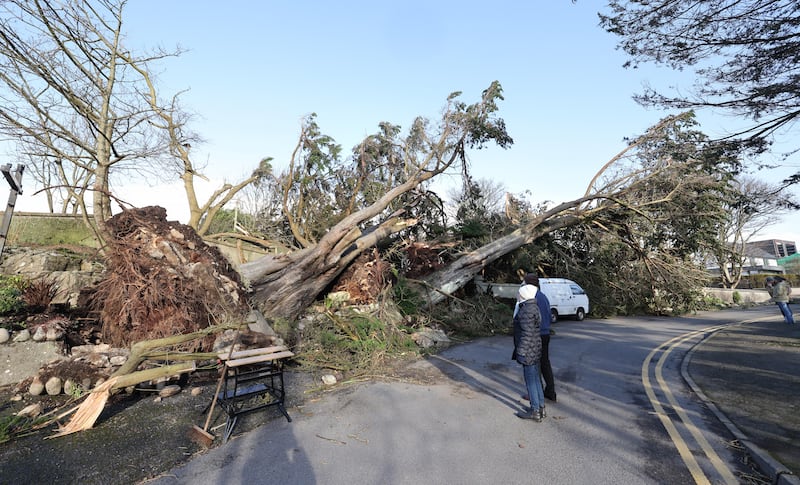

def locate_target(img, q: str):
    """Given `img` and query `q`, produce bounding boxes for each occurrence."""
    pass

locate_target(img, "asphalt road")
[146,306,799,485]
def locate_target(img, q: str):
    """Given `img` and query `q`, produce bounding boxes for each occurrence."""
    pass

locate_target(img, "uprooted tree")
[238,94,744,321]
[238,81,513,320]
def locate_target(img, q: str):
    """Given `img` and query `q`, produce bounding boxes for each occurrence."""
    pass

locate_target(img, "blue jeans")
[777,301,795,324]
[523,363,545,411]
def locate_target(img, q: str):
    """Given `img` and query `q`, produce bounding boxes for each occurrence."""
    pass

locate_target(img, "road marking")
[641,316,775,484]
[653,325,739,484]
[643,328,715,485]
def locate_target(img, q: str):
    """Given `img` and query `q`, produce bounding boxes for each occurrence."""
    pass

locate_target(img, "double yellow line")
[641,320,759,485]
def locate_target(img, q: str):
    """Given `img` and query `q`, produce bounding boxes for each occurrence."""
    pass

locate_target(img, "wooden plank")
[226,350,295,368]
[218,345,288,361]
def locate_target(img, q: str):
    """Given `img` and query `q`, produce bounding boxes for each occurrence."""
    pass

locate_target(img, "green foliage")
[300,307,417,374]
[601,0,797,156]
[392,276,425,316]
[0,275,27,315]
[701,293,727,310]
[430,293,513,338]
[66,383,86,399]
[0,414,27,444]
[732,291,742,304]
[449,179,516,249]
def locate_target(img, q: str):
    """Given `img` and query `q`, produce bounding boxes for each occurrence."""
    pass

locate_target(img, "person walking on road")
[512,284,545,421]
[524,274,557,402]
[765,276,795,325]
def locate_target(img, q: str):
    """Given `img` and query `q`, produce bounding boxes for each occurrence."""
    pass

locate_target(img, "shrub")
[392,276,425,316]
[0,275,27,315]
[21,277,59,310]
[299,303,418,374]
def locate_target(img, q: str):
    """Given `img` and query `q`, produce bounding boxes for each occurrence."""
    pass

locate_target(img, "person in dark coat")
[513,284,545,421]
[524,273,557,402]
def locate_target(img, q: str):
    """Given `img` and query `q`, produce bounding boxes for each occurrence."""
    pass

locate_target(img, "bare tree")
[708,177,794,288]
[139,86,273,236]
[0,0,265,238]
[0,0,185,237]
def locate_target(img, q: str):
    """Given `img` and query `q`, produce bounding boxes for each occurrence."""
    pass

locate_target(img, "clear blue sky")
[12,1,800,242]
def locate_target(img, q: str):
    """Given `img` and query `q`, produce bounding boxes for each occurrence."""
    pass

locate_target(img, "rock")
[63,379,78,396]
[191,387,202,396]
[81,352,110,368]
[81,378,92,389]
[321,374,337,386]
[411,328,451,349]
[109,355,127,366]
[0,328,9,343]
[247,309,279,338]
[0,247,105,308]
[45,376,62,395]
[45,326,64,341]
[10,394,22,402]
[12,329,30,342]
[32,326,47,342]
[16,403,43,418]
[325,291,350,308]
[28,377,44,396]
[158,385,181,398]
[70,343,111,355]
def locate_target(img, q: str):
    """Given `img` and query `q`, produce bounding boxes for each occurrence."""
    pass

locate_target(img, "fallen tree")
[239,82,514,320]
[241,108,740,321]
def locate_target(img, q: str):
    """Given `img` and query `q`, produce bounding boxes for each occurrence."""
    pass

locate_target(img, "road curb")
[681,324,800,485]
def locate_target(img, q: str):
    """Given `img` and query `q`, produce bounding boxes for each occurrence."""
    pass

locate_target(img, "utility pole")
[0,163,25,261]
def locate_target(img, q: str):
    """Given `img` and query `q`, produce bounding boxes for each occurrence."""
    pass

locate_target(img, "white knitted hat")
[518,284,538,301]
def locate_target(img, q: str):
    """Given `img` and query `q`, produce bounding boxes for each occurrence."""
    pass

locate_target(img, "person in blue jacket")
[524,273,557,402]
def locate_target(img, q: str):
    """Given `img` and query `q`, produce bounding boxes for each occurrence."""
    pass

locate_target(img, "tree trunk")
[420,214,581,306]
[241,203,581,321]
[240,215,414,320]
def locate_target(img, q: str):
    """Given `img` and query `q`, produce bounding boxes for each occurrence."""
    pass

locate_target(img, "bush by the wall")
[0,275,27,315]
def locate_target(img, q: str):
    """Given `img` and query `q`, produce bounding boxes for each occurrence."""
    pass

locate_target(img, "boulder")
[45,376,62,395]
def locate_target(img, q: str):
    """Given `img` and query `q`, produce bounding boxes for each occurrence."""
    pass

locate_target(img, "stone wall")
[702,287,774,304]
[0,246,104,307]
[0,211,97,247]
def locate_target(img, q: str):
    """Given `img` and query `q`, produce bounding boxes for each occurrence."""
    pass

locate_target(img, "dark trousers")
[540,334,555,398]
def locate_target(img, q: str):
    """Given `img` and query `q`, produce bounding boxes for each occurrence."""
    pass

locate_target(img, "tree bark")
[420,213,582,306]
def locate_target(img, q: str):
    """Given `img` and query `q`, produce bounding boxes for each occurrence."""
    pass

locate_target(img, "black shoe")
[516,408,542,422]
[544,393,557,402]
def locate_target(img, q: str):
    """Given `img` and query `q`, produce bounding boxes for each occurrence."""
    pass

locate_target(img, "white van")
[538,278,590,322]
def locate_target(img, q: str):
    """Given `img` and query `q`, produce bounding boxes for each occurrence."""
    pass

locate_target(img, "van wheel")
[576,308,585,321]
[550,309,558,323]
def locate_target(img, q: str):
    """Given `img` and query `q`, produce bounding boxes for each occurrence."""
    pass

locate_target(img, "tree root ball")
[91,206,250,350]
